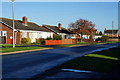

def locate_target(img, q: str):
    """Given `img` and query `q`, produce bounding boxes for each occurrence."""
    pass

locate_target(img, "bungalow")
[0,16,53,44]
[42,23,75,39]
[104,29,119,38]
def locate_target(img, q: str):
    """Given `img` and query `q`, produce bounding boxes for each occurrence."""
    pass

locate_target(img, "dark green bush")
[21,38,31,44]
[89,35,93,39]
[53,35,62,40]
[36,39,40,44]
[39,38,45,45]
[101,35,109,42]
[98,37,102,41]
[46,37,53,40]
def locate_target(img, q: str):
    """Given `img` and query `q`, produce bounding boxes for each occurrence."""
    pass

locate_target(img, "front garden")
[1,41,89,53]
[2,47,46,53]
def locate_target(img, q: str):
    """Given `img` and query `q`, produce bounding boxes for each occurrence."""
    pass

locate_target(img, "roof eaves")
[43,26,58,34]
[0,21,13,30]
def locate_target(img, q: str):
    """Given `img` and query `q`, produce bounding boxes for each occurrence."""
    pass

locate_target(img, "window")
[0,31,7,36]
[2,31,7,36]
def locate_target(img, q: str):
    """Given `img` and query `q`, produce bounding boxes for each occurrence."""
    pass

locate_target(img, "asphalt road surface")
[2,43,119,79]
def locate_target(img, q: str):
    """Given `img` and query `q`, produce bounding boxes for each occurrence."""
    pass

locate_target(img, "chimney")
[22,16,28,26]
[58,23,62,30]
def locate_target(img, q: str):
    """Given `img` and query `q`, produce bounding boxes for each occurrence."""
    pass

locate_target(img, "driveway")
[2,43,119,79]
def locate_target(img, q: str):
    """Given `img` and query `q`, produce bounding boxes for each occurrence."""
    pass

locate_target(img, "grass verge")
[59,46,120,73]
[1,42,89,48]
[2,47,46,53]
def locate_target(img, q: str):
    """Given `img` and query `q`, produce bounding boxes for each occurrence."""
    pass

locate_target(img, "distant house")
[104,29,119,38]
[80,29,99,39]
[0,16,53,44]
[42,23,75,39]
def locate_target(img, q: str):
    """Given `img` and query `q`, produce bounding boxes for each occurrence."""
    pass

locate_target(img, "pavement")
[2,43,119,79]
[1,48,54,55]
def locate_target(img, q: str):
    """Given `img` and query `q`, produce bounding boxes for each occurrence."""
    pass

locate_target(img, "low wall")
[62,39,73,44]
[45,40,61,45]
[45,39,77,45]
[6,39,13,44]
[108,39,119,41]
[82,39,94,42]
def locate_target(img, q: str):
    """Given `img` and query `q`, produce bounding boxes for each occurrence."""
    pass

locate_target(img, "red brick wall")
[61,39,73,44]
[45,40,62,45]
[16,31,21,44]
[108,39,119,41]
[82,39,94,42]
[108,33,119,37]
[45,39,77,45]
[1,23,21,44]
[1,23,13,39]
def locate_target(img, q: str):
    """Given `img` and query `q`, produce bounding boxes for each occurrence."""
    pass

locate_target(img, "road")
[2,43,119,79]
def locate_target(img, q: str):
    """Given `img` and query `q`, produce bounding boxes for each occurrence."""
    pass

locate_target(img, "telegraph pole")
[112,21,114,42]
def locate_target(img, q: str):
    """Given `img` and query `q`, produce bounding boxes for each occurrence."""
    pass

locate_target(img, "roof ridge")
[1,17,50,32]
[1,17,38,25]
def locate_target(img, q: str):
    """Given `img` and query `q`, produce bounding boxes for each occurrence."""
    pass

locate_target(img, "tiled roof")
[43,25,72,34]
[104,30,118,33]
[0,17,49,32]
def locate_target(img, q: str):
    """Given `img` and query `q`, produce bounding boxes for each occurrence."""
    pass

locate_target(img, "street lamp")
[11,0,15,48]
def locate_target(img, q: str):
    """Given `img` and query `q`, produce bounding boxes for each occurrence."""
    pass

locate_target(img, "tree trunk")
[80,32,83,42]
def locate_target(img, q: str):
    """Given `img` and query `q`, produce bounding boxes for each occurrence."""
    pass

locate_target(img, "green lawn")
[1,44,25,47]
[1,42,89,48]
[1,42,89,53]
[60,46,120,73]
[105,41,120,43]
[2,47,46,53]
[1,44,41,47]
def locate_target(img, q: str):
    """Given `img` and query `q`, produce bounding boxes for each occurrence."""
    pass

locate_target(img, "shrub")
[36,39,40,44]
[53,35,62,40]
[89,35,93,39]
[101,35,109,42]
[39,38,45,45]
[21,38,31,44]
[95,37,102,42]
[46,37,53,40]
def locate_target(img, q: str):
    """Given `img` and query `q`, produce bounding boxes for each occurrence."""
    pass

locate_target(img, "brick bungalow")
[42,23,75,39]
[104,29,119,37]
[104,29,119,41]
[0,16,53,44]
